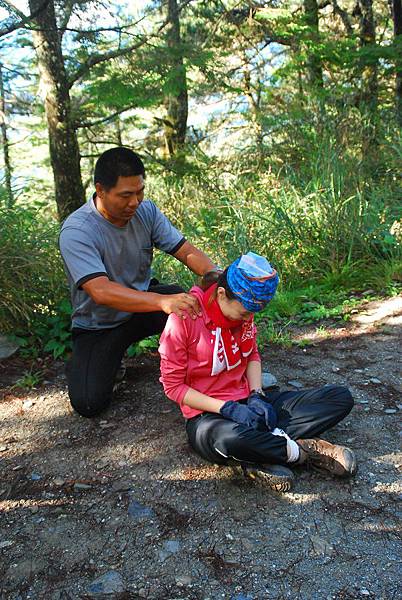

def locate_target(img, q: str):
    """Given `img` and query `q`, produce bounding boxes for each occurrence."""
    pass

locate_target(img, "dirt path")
[0,297,401,600]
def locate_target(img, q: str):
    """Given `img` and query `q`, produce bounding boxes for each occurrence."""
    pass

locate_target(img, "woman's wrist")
[250,387,265,396]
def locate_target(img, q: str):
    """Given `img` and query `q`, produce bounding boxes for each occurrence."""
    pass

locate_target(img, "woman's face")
[216,287,253,321]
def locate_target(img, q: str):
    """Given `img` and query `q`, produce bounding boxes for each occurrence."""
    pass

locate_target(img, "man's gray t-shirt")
[59,196,185,330]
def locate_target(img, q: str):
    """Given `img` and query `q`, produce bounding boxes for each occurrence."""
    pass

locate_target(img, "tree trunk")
[0,63,13,207]
[28,0,85,221]
[393,0,402,127]
[242,53,263,153]
[303,0,323,89]
[163,0,188,158]
[357,0,378,112]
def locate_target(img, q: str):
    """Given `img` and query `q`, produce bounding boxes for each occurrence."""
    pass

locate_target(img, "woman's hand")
[247,392,278,431]
[220,401,267,431]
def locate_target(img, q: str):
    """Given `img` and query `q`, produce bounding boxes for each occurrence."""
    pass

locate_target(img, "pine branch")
[0,0,50,38]
[67,0,194,88]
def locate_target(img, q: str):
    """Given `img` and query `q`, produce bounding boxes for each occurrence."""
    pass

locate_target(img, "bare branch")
[76,106,138,129]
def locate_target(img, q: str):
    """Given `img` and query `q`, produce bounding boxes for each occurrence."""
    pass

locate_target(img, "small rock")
[360,590,370,596]
[29,506,39,514]
[127,500,154,520]
[164,540,181,553]
[331,366,340,373]
[23,400,34,409]
[30,472,42,481]
[111,480,132,492]
[73,482,92,491]
[0,335,19,359]
[0,540,14,549]
[0,446,7,452]
[262,372,278,388]
[87,570,125,595]
[384,409,397,414]
[287,380,304,389]
[54,478,65,487]
[369,378,381,385]
[310,535,334,556]
[354,369,364,373]
[396,404,402,410]
[350,309,359,314]
[99,423,115,429]
[175,575,192,586]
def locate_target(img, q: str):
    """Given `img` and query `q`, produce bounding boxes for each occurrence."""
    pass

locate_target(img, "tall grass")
[149,136,401,291]
[0,206,65,333]
[1,133,400,340]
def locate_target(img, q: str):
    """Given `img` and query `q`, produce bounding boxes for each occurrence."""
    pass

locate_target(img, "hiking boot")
[296,438,357,477]
[239,463,295,492]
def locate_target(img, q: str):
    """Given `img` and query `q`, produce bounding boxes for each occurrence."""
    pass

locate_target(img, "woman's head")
[200,253,279,321]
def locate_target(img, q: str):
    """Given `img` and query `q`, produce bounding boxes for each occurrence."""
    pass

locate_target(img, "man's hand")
[159,293,201,320]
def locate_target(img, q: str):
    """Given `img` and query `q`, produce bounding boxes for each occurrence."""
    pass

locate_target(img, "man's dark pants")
[67,282,183,417]
[186,385,354,466]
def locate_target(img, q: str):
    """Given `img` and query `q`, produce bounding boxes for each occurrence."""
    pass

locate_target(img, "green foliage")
[11,367,43,391]
[127,335,160,357]
[0,206,65,334]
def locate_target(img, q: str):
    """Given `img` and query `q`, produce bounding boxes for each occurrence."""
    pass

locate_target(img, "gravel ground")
[0,296,401,600]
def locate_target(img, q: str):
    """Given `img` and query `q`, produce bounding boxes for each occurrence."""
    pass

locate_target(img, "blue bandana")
[226,253,279,312]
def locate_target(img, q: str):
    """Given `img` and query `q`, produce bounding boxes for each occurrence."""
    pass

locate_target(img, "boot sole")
[244,468,295,492]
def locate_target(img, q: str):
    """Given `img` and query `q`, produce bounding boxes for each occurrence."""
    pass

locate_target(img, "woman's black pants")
[186,386,354,466]
[66,282,183,418]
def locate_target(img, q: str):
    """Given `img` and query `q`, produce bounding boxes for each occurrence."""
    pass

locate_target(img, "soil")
[0,296,401,600]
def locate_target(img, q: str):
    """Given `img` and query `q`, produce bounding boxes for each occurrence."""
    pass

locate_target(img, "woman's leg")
[267,385,356,476]
[268,384,354,440]
[186,413,290,466]
[185,413,295,490]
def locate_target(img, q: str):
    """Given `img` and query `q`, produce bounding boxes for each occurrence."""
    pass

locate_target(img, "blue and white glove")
[247,391,278,431]
[220,401,267,431]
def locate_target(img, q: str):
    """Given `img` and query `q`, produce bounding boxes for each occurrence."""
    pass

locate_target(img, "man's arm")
[82,276,200,319]
[172,240,217,275]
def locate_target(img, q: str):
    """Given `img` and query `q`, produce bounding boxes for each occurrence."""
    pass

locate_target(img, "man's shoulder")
[136,199,158,219]
[61,202,94,233]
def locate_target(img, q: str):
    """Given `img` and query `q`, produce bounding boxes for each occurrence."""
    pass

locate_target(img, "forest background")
[0,0,401,374]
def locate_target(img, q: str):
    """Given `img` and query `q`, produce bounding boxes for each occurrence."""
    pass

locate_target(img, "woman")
[159,252,356,492]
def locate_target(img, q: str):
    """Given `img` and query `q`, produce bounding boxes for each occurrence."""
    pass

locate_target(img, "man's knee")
[70,393,111,418]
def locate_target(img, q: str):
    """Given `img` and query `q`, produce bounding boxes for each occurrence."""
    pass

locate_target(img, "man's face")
[95,175,145,225]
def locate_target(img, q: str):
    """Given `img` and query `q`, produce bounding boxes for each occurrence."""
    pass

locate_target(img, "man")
[59,147,217,417]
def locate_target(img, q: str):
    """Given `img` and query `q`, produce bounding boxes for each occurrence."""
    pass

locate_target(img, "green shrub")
[0,206,66,334]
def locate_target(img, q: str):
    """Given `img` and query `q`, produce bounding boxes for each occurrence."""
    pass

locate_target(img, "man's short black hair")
[94,147,146,190]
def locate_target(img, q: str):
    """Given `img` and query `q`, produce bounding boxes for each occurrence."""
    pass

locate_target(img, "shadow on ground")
[0,297,401,599]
